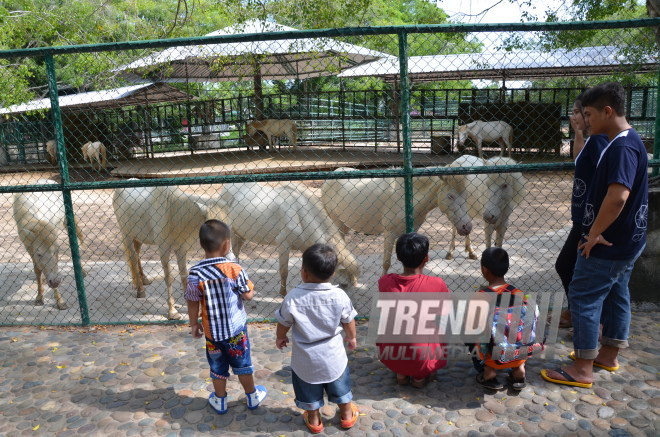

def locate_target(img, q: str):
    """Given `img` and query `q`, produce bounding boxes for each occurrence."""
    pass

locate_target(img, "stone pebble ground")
[0,312,659,437]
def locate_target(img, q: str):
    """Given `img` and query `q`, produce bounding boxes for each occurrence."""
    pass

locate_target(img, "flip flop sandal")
[506,372,527,391]
[303,411,324,434]
[340,402,359,429]
[568,351,619,371]
[476,372,504,390]
[541,368,592,388]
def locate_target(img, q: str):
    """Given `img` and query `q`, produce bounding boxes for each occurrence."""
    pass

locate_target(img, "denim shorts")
[292,366,353,411]
[205,325,253,379]
[568,245,644,359]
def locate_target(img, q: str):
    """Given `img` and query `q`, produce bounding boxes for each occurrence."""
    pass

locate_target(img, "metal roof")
[0,82,192,116]
[338,46,658,81]
[115,19,393,82]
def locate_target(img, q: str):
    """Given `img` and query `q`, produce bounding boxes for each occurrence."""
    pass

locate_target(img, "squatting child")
[475,247,541,391]
[185,219,267,414]
[275,243,359,434]
[377,232,449,388]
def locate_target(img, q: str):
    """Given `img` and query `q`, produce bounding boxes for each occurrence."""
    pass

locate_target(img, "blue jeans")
[568,245,645,359]
[205,325,253,379]
[291,366,353,410]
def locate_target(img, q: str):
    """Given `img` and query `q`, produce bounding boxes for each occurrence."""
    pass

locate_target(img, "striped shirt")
[186,257,254,342]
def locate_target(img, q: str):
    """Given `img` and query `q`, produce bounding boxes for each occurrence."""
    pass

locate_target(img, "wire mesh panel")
[0,19,657,325]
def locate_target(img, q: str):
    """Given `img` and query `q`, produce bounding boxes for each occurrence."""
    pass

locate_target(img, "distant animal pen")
[0,18,657,326]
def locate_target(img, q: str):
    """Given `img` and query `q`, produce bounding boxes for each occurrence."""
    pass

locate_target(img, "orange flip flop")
[303,411,324,434]
[541,368,592,388]
[568,351,619,371]
[340,403,359,429]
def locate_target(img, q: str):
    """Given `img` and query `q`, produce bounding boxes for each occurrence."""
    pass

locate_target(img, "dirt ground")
[0,157,572,325]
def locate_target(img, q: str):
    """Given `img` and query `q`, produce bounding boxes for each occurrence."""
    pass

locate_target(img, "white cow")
[45,140,57,165]
[12,179,85,310]
[246,119,298,151]
[81,141,107,170]
[444,155,487,260]
[446,155,525,259]
[322,169,473,274]
[221,182,359,296]
[112,184,226,320]
[458,120,513,158]
[482,156,526,248]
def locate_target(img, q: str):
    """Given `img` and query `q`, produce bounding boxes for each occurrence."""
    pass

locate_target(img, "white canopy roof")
[115,19,393,82]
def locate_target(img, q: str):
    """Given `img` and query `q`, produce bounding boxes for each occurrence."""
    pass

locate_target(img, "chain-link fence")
[0,19,658,326]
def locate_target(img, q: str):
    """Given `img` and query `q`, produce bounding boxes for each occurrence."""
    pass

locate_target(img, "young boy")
[185,219,267,414]
[542,82,648,388]
[275,243,358,434]
[377,232,449,388]
[475,247,537,391]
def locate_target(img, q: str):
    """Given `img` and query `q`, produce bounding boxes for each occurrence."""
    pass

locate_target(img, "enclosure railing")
[0,18,658,325]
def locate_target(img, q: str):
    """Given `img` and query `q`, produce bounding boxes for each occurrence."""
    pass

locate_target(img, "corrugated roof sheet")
[338,46,658,81]
[0,82,191,116]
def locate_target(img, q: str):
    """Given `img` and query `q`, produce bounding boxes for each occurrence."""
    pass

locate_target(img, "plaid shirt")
[186,257,254,342]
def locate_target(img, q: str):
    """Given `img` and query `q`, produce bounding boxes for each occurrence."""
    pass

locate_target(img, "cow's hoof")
[34,298,44,306]
[141,276,152,285]
[279,289,287,297]
[468,253,478,260]
[56,302,69,310]
[136,290,146,298]
[168,310,183,320]
[445,253,453,260]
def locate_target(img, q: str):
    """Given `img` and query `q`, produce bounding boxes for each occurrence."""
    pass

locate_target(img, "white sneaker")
[246,385,268,409]
[208,392,228,414]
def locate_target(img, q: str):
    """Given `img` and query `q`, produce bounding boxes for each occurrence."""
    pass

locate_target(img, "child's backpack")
[477,284,544,366]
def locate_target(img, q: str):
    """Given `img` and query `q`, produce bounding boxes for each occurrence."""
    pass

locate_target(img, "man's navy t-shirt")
[571,134,609,224]
[582,128,648,260]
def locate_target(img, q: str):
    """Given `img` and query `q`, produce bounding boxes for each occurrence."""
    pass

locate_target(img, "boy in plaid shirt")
[186,219,267,414]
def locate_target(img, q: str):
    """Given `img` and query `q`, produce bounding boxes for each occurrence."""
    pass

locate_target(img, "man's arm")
[572,129,585,159]
[241,289,254,301]
[342,320,357,351]
[187,300,203,338]
[579,183,630,258]
[275,323,290,349]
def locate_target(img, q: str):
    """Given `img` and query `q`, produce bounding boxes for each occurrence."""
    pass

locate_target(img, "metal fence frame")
[0,18,658,326]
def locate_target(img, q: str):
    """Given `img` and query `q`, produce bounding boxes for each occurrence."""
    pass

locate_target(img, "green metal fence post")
[45,53,90,326]
[398,30,414,233]
[654,68,659,177]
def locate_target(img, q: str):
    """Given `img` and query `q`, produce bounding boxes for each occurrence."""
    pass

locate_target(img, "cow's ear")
[195,202,209,217]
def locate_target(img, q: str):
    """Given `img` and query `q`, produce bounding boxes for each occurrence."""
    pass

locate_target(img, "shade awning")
[114,19,393,82]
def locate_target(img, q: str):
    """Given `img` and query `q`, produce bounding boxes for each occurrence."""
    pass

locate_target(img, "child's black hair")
[481,246,509,278]
[581,82,626,116]
[395,232,429,269]
[302,243,338,281]
[199,219,231,253]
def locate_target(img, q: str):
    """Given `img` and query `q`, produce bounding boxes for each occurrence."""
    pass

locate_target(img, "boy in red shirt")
[377,232,449,388]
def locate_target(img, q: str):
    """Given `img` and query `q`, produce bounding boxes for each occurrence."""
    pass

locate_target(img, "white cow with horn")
[457,120,513,158]
[112,183,227,320]
[13,179,85,310]
[445,155,525,259]
[322,169,474,274]
[220,182,359,296]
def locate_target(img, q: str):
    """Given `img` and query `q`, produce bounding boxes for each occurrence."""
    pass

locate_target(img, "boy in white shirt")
[275,243,358,434]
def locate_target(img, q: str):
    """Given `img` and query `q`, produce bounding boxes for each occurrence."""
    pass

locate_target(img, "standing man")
[541,82,648,388]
